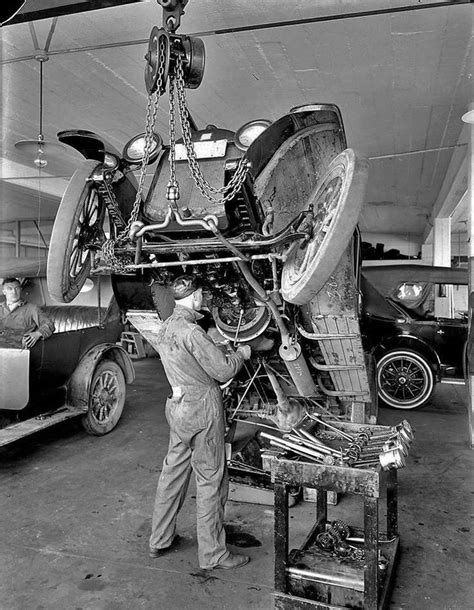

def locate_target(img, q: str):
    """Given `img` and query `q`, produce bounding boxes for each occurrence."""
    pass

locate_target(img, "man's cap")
[171,275,201,300]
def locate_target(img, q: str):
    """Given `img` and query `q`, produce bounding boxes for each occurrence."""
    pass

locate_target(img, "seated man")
[0,277,54,348]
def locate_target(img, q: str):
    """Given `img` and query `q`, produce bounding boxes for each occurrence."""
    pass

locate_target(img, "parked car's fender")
[67,343,134,408]
[373,333,441,379]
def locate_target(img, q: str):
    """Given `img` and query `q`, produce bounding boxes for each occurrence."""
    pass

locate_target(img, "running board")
[439,379,466,386]
[0,406,87,448]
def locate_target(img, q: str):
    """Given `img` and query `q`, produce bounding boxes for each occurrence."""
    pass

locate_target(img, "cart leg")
[274,482,289,595]
[316,487,327,531]
[364,495,379,610]
[387,469,398,538]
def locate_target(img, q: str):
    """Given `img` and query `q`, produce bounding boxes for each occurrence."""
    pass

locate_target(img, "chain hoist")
[102,0,245,272]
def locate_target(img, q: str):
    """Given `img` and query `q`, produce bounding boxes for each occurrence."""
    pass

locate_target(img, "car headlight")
[234,119,272,151]
[79,278,95,293]
[122,132,163,164]
[103,153,120,170]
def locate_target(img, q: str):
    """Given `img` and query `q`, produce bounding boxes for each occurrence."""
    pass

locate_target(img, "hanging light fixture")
[14,19,65,168]
[14,52,65,168]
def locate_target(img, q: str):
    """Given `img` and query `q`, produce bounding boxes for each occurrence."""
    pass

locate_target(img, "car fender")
[67,344,135,408]
[246,103,346,182]
[57,128,139,190]
[57,129,122,161]
[373,333,441,376]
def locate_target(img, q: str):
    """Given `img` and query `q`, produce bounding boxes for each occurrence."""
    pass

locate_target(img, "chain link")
[173,54,250,205]
[168,75,178,195]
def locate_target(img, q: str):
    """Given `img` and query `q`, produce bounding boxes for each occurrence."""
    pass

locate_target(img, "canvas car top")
[361,264,468,298]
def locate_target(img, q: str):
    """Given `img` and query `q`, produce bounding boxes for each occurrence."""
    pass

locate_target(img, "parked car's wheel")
[376,349,435,409]
[82,360,126,435]
[47,160,106,303]
[281,148,368,305]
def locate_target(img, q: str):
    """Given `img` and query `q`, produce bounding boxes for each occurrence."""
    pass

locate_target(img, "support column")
[433,217,452,317]
[433,217,452,266]
[463,103,474,448]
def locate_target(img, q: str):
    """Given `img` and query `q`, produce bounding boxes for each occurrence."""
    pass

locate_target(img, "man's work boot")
[149,534,182,558]
[213,553,250,570]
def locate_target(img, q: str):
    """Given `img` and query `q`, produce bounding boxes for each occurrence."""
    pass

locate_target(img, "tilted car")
[44,101,375,428]
[0,262,135,447]
[361,264,468,410]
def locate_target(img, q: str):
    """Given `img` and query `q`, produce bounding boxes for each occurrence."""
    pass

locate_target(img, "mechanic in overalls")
[149,274,252,570]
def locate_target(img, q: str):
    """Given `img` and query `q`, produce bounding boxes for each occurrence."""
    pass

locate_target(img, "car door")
[433,282,468,376]
[434,317,466,375]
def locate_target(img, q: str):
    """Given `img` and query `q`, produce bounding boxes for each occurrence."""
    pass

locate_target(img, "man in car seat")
[0,277,54,348]
[149,274,252,570]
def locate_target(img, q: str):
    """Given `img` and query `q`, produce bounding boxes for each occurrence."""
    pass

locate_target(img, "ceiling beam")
[6,0,146,26]
[3,0,471,67]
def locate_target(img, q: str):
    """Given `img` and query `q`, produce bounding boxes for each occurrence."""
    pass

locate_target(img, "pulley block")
[180,35,205,89]
[144,26,205,94]
[144,26,171,95]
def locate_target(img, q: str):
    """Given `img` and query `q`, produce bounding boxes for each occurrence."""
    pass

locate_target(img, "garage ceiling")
[0,0,472,260]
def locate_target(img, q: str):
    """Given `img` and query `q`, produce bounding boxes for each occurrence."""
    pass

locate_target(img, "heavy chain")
[168,75,178,198]
[102,38,166,271]
[172,53,250,205]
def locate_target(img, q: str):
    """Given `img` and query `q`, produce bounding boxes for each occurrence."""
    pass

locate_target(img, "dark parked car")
[361,264,468,410]
[0,261,135,446]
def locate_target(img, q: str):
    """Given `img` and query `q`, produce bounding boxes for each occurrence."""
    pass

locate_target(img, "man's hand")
[236,344,251,360]
[22,330,42,349]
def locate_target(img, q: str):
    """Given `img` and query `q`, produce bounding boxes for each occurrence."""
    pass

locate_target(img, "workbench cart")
[269,423,400,609]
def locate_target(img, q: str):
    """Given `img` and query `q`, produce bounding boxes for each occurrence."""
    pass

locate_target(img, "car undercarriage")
[46,2,374,430]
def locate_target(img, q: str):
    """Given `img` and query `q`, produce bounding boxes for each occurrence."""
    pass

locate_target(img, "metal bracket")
[158,0,189,33]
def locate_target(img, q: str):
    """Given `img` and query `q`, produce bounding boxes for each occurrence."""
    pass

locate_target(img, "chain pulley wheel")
[180,35,205,89]
[145,27,170,95]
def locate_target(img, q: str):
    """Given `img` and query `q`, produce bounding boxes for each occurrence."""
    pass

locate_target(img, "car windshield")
[391,281,430,309]
[390,280,468,320]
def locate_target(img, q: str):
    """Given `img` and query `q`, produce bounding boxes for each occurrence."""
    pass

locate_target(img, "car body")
[361,264,468,409]
[0,261,135,445]
[46,103,374,428]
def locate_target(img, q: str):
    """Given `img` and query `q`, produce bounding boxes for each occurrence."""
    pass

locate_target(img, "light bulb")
[34,146,48,168]
[461,109,474,124]
[34,156,48,168]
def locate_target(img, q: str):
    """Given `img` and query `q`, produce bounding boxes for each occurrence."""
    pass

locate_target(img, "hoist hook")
[157,0,189,33]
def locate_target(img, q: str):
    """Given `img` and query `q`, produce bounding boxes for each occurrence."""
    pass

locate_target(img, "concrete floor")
[0,358,472,610]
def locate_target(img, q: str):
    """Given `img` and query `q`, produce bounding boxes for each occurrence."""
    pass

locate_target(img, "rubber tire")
[376,349,435,410]
[281,148,368,305]
[82,360,126,435]
[47,160,105,303]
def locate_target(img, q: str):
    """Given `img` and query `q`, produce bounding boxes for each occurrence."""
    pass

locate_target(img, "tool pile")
[260,412,414,470]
